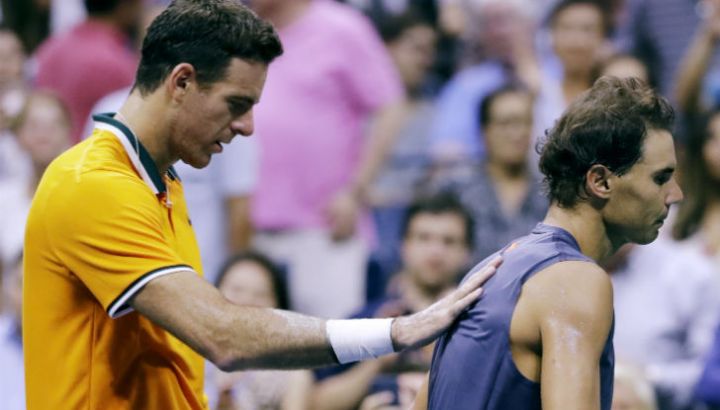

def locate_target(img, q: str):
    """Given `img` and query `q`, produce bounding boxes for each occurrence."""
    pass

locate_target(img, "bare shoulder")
[522,260,613,324]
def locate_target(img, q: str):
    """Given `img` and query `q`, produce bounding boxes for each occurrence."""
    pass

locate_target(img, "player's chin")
[634,228,660,245]
[183,153,212,169]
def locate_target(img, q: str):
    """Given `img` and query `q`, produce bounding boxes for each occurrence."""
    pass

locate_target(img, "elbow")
[203,318,247,372]
[207,346,237,372]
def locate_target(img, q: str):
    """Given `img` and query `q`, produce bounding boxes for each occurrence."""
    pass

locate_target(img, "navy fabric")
[428,223,615,409]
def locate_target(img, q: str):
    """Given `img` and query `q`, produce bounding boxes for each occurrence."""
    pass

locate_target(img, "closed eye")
[653,167,674,185]
[226,96,254,117]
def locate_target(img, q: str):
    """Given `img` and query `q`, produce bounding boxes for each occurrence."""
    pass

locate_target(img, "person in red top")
[33,0,142,143]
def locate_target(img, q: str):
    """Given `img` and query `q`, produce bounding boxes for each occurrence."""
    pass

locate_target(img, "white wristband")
[326,318,395,364]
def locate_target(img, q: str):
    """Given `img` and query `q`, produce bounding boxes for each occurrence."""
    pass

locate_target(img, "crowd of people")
[2,0,720,409]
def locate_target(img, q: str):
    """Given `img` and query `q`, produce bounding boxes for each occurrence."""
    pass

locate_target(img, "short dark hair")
[376,9,433,44]
[84,0,125,15]
[215,250,290,310]
[134,0,283,95]
[401,192,475,248]
[538,76,674,208]
[547,0,613,36]
[478,84,531,131]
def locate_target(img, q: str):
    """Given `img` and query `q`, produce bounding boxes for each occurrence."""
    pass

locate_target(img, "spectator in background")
[429,0,609,168]
[675,0,720,115]
[612,363,658,410]
[207,251,312,410]
[309,193,474,410]
[33,0,141,143]
[246,0,407,318]
[0,0,49,53]
[0,252,24,410]
[616,0,719,99]
[367,11,439,278]
[439,85,547,261]
[0,27,29,183]
[428,0,541,163]
[0,91,70,276]
[596,53,651,85]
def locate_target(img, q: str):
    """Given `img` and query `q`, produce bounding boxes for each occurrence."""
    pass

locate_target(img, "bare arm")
[130,257,500,371]
[675,0,720,113]
[527,261,613,410]
[411,373,429,410]
[310,359,387,410]
[326,101,407,241]
[226,195,253,252]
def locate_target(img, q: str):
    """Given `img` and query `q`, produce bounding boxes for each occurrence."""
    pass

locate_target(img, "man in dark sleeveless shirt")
[413,76,684,409]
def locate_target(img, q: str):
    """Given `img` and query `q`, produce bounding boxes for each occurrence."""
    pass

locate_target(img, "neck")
[562,71,592,103]
[117,91,174,175]
[87,15,125,33]
[486,159,527,181]
[30,163,46,191]
[543,203,614,261]
[262,0,311,29]
[399,272,451,312]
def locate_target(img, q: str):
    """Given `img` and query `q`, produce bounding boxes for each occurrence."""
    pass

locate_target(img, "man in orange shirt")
[22,1,499,409]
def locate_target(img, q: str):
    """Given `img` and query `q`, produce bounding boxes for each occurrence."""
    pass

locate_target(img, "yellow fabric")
[23,129,209,409]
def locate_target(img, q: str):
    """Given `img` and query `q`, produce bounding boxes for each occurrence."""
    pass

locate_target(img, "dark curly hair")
[134,0,283,95]
[538,76,674,208]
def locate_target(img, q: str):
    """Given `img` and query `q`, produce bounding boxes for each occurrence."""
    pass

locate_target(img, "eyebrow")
[653,166,675,176]
[226,96,257,106]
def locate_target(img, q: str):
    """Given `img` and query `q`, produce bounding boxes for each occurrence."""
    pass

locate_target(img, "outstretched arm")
[130,257,501,371]
[525,261,614,410]
[675,0,720,113]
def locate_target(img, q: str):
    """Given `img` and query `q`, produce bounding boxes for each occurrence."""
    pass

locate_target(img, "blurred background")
[2,0,720,409]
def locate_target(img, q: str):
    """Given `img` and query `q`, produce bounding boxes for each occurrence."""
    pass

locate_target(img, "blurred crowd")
[1,0,720,409]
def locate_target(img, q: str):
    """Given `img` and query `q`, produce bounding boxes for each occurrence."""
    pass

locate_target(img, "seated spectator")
[438,85,548,261]
[0,252,25,410]
[206,251,312,410]
[0,91,70,276]
[309,193,473,410]
[367,11,439,277]
[428,0,541,162]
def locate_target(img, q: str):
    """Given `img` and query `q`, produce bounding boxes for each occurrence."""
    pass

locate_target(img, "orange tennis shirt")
[23,114,209,409]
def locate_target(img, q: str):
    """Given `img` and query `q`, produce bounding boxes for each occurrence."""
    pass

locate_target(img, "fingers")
[451,287,484,315]
[457,256,501,294]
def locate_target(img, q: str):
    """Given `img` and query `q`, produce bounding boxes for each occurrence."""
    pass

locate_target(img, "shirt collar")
[92,113,178,194]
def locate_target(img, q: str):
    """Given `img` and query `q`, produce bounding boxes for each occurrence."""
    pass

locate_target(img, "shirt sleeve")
[47,171,194,318]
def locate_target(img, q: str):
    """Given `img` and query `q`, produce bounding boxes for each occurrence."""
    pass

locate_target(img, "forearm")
[216,308,336,371]
[310,361,384,410]
[226,196,253,252]
[675,28,717,113]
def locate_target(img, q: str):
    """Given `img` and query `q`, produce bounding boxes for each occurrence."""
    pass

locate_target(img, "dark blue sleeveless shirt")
[428,223,614,409]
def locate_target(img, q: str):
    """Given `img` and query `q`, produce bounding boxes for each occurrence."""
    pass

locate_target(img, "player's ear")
[166,63,196,102]
[585,164,613,200]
